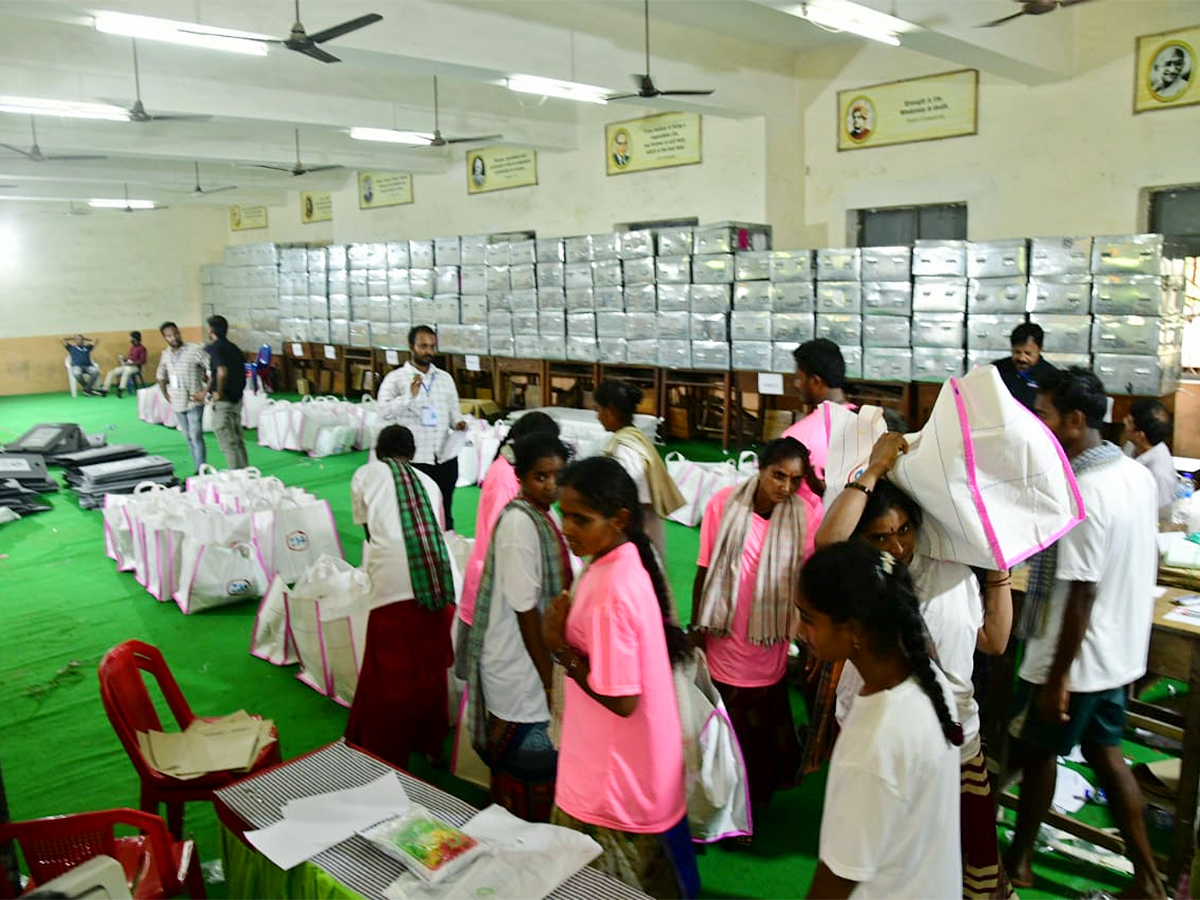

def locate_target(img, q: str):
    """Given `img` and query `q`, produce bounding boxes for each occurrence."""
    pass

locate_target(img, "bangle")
[845,481,872,497]
[986,578,1011,588]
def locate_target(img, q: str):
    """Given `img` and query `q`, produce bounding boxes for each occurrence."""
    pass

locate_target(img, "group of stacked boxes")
[203,243,281,353]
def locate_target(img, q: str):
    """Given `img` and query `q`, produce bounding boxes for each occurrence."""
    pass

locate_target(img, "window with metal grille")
[1150,186,1200,256]
[855,203,967,247]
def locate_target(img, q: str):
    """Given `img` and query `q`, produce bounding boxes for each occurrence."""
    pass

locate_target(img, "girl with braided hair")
[798,541,963,899]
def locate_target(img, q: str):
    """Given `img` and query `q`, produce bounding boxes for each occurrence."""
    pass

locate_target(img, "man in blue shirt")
[993,322,1058,411]
[63,334,101,395]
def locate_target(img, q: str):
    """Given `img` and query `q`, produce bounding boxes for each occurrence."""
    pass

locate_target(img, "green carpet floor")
[0,391,1146,898]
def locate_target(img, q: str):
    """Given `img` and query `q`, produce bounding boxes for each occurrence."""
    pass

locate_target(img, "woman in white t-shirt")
[798,541,963,899]
[463,433,574,822]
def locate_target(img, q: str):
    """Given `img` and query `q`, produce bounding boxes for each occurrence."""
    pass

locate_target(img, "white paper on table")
[383,804,601,900]
[1050,763,1093,814]
[1164,606,1200,627]
[245,773,411,870]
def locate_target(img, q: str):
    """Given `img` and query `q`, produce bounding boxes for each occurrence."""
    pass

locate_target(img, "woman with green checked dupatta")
[464,433,574,822]
[346,425,458,770]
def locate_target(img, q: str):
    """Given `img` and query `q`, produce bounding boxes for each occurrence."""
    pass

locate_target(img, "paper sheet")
[138,712,273,780]
[1050,763,1094,814]
[1163,606,1200,626]
[245,773,412,871]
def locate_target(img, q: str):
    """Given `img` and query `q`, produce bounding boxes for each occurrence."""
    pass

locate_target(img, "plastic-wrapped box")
[436,325,463,353]
[773,313,816,343]
[862,281,913,316]
[368,272,389,297]
[565,263,593,290]
[310,318,331,344]
[431,297,458,324]
[656,284,690,312]
[485,241,510,266]
[513,334,540,358]
[627,340,658,366]
[434,237,461,266]
[459,265,487,295]
[772,342,797,373]
[597,311,629,338]
[593,260,623,288]
[487,310,513,337]
[732,341,773,371]
[326,294,347,319]
[770,250,814,282]
[566,289,594,312]
[386,268,409,295]
[348,270,369,297]
[735,282,773,311]
[385,322,410,349]
[691,340,731,371]
[771,282,816,313]
[594,287,625,312]
[863,347,912,381]
[690,284,732,313]
[536,238,564,263]
[655,256,692,285]
[859,246,912,281]
[966,314,1026,351]
[598,337,628,363]
[564,236,592,264]
[408,240,434,269]
[411,298,435,325]
[817,282,863,314]
[538,262,565,289]
[368,296,392,324]
[657,311,690,340]
[509,289,537,312]
[693,222,772,254]
[328,270,349,293]
[567,335,598,362]
[656,226,693,258]
[307,248,328,273]
[693,254,735,284]
[279,247,307,273]
[381,242,408,269]
[486,265,511,293]
[567,312,596,338]
[541,333,566,359]
[1091,314,1182,356]
[433,266,459,296]
[732,310,772,342]
[459,295,487,325]
[409,269,435,299]
[460,235,487,266]
[1030,236,1091,276]
[816,248,860,281]
[735,251,772,282]
[912,348,966,383]
[967,277,1027,314]
[512,310,539,335]
[626,312,656,338]
[622,256,656,286]
[537,288,566,310]
[1092,352,1180,396]
[690,313,728,342]
[619,229,655,259]
[913,277,967,312]
[910,313,964,349]
[1026,276,1090,314]
[328,318,349,344]
[1091,233,1182,277]
[1091,275,1184,317]
[509,263,536,291]
[368,244,388,269]
[861,316,911,348]
[487,292,512,312]
[590,233,621,261]
[509,239,536,267]
[490,332,515,358]
[539,310,565,338]
[912,240,967,277]
[347,243,371,270]
[967,239,1027,279]
[1029,313,1093,354]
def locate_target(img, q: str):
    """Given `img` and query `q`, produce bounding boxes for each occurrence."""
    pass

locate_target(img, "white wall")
[798,2,1200,243]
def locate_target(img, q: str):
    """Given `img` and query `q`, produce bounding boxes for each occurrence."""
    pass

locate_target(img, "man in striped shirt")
[156,321,210,473]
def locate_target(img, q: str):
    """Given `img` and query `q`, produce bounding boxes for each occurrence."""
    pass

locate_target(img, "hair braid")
[628,527,690,665]
[892,589,963,748]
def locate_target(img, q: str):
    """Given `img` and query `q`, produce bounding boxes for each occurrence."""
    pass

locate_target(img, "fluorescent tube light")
[0,96,130,121]
[94,11,270,56]
[89,198,156,209]
[786,1,904,46]
[506,75,610,104]
[349,127,434,145]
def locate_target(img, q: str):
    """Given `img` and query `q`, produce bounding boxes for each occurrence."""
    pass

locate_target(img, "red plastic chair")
[0,807,204,899]
[97,640,281,839]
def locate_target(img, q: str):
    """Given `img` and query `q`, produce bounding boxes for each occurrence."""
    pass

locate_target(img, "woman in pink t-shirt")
[544,456,699,899]
[693,437,820,819]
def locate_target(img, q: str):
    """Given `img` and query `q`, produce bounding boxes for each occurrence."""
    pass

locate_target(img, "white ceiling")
[0,0,1108,206]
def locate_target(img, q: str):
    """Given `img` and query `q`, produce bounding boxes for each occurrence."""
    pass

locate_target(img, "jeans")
[71,364,100,390]
[414,457,459,531]
[176,406,206,472]
[212,400,249,469]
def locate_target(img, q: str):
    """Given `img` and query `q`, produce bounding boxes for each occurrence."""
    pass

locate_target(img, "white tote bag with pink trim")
[250,575,299,666]
[822,404,886,511]
[173,539,269,614]
[253,497,344,584]
[889,366,1083,570]
[285,556,371,705]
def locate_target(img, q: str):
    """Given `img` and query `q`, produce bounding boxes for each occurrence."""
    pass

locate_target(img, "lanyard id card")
[420,405,439,427]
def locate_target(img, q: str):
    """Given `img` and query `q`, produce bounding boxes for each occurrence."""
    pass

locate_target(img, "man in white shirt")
[1005,368,1165,898]
[376,325,466,530]
[1123,398,1177,521]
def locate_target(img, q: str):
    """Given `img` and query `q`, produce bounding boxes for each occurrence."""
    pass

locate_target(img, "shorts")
[1009,679,1127,756]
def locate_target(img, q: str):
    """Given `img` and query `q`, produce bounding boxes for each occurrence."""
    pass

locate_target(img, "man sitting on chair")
[64,334,101,395]
[100,331,147,398]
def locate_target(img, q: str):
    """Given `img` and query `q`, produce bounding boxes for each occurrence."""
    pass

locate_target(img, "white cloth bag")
[310,424,357,458]
[665,453,748,527]
[286,556,371,705]
[250,575,299,666]
[241,389,271,429]
[822,403,887,510]
[173,539,269,614]
[252,497,344,585]
[102,493,138,572]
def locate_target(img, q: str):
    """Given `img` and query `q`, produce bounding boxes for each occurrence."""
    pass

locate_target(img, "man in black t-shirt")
[196,315,249,469]
[992,322,1058,411]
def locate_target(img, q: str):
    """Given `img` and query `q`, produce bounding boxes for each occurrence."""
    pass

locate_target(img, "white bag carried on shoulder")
[674,649,752,843]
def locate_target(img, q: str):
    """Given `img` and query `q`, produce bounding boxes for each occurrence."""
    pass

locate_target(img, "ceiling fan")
[170,162,238,195]
[105,40,212,123]
[608,0,714,100]
[418,76,501,147]
[0,117,107,163]
[979,0,1095,28]
[94,183,167,213]
[252,127,341,176]
[182,0,382,63]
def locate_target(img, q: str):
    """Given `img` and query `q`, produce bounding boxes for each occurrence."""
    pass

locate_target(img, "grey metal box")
[596,312,629,339]
[1026,276,1091,314]
[691,340,731,371]
[655,256,692,285]
[1091,234,1181,277]
[816,282,863,313]
[735,282,773,311]
[1091,275,1184,317]
[913,277,968,312]
[594,287,625,312]
[1030,314,1093,354]
[564,236,592,264]
[510,264,537,291]
[862,281,913,316]
[537,288,565,310]
[863,347,912,382]
[731,311,772,342]
[966,314,1027,352]
[861,315,911,348]
[592,260,623,288]
[769,250,813,282]
[966,240,1028,279]
[535,238,564,263]
[912,240,967,277]
[655,227,693,258]
[590,233,621,261]
[772,343,797,373]
[911,313,965,349]
[690,284,732,313]
[1092,352,1181,396]
[967,277,1027,314]
[565,288,594,312]
[690,313,728,342]
[859,246,912,281]
[770,282,816,312]
[772,313,816,343]
[816,248,861,281]
[619,230,655,259]
[564,263,592,290]
[1091,315,1183,356]
[434,236,461,266]
[658,340,691,369]
[735,251,772,282]
[1030,236,1091,276]
[656,284,690,312]
[508,239,536,267]
[625,285,657,312]
[623,257,656,286]
[537,262,564,289]
[912,348,966,383]
[693,222,772,255]
[693,254,736,284]
[815,313,862,346]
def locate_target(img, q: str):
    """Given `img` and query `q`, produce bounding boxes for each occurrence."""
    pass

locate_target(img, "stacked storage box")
[767,250,815,373]
[655,226,694,369]
[1089,234,1185,396]
[689,222,771,371]
[860,246,912,382]
[277,247,309,347]
[536,237,567,360]
[730,249,773,372]
[1022,236,1092,371]
[615,229,655,365]
[815,248,863,378]
[911,240,967,382]
[220,243,279,352]
[964,239,1029,374]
